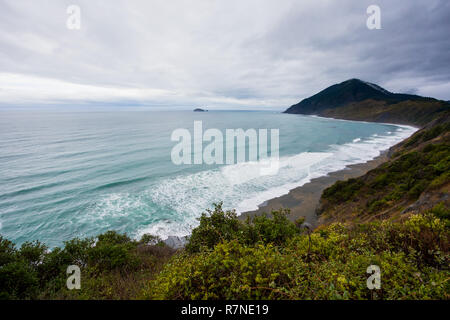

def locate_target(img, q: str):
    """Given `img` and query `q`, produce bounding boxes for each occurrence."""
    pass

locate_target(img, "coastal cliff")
[318,114,449,224]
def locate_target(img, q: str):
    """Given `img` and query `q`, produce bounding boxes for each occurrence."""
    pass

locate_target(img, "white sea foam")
[135,220,192,241]
[221,152,332,186]
[94,193,146,218]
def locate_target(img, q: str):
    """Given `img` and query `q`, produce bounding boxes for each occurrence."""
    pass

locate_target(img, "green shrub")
[0,236,16,266]
[0,261,39,299]
[368,199,388,212]
[18,240,47,268]
[139,234,164,246]
[246,209,301,246]
[185,203,243,253]
[323,179,364,202]
[430,203,450,228]
[63,237,94,267]
[88,242,140,271]
[97,231,132,245]
[185,204,302,253]
[407,181,428,198]
[146,214,449,300]
[0,230,175,299]
[146,240,297,299]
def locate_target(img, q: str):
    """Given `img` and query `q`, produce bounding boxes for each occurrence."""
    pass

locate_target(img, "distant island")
[193,108,207,112]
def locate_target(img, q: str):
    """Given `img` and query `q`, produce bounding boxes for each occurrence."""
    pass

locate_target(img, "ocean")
[0,108,416,247]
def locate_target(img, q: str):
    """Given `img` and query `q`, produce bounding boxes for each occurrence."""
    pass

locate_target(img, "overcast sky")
[0,0,449,109]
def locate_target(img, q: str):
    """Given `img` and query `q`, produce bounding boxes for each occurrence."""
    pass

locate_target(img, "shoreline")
[239,151,389,227]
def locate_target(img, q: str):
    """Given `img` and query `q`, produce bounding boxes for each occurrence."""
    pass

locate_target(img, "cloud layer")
[1,0,449,108]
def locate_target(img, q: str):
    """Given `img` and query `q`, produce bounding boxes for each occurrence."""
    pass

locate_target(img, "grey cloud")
[0,0,449,108]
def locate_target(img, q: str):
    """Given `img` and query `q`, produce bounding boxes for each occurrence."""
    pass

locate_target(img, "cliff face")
[284,79,449,127]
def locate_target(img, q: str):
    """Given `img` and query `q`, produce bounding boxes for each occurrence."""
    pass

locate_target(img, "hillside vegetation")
[318,116,449,225]
[0,231,175,299]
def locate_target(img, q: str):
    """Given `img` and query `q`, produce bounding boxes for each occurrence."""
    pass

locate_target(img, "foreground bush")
[185,203,303,253]
[144,208,449,300]
[0,231,174,299]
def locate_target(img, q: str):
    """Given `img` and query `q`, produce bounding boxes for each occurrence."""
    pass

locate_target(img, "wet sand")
[240,152,388,227]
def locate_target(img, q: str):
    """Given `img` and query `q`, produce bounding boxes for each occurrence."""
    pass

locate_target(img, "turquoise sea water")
[0,108,416,247]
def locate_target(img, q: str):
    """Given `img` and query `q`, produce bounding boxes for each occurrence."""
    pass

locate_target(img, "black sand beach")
[240,152,389,227]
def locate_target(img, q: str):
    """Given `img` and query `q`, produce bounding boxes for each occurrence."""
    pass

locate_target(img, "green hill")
[284,79,450,126]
